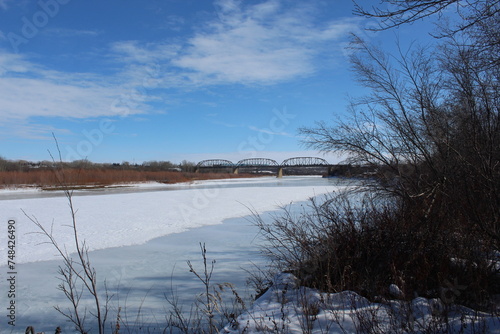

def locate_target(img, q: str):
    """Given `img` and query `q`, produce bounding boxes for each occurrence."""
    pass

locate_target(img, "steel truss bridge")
[196,157,331,177]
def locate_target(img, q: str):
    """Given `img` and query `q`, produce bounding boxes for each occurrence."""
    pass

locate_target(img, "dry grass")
[0,169,260,189]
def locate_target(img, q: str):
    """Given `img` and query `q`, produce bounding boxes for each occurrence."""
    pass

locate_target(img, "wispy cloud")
[211,119,242,128]
[43,28,102,38]
[0,0,361,139]
[0,52,150,125]
[0,78,117,119]
[163,15,186,31]
[0,52,33,75]
[106,0,359,86]
[0,120,72,140]
[171,0,358,85]
[110,40,179,65]
[248,125,293,137]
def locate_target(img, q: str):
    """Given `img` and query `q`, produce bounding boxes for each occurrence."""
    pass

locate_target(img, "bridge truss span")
[237,158,279,167]
[281,157,329,167]
[196,159,235,168]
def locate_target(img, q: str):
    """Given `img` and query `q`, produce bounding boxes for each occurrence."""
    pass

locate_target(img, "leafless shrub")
[253,188,500,316]
[165,243,247,334]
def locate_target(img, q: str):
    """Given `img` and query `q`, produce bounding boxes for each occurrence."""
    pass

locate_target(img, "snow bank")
[224,273,500,333]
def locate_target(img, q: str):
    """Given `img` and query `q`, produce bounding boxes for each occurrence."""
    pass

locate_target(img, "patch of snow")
[389,283,404,299]
[0,186,42,193]
[224,274,500,333]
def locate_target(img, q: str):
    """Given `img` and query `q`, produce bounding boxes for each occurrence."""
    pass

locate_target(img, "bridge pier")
[233,167,239,174]
[277,167,283,178]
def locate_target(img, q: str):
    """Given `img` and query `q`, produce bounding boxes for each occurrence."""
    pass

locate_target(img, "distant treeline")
[0,157,197,172]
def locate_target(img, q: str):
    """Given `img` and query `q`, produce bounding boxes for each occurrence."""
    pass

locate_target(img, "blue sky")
[0,0,435,164]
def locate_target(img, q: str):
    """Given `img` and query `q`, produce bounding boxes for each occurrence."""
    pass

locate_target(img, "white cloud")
[0,52,33,75]
[172,0,358,85]
[0,77,120,120]
[0,0,361,138]
[248,125,293,137]
[43,28,102,38]
[0,51,152,124]
[211,120,241,128]
[0,37,185,125]
[104,1,361,88]
[0,120,71,140]
[110,40,178,65]
[163,15,186,31]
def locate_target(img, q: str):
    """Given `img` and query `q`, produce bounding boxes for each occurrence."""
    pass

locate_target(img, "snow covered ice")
[0,176,346,332]
[0,176,341,264]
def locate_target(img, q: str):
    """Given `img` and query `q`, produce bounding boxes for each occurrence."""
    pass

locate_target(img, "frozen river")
[0,176,348,333]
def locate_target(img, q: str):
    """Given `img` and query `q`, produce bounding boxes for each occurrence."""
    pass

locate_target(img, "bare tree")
[24,137,111,334]
[352,0,500,70]
[301,28,500,247]
[353,0,499,35]
[302,36,446,200]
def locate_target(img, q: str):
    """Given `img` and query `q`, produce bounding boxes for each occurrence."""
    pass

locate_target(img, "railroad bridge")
[196,157,331,178]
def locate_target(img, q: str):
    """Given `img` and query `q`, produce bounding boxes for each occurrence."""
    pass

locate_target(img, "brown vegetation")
[256,191,500,311]
[0,168,259,189]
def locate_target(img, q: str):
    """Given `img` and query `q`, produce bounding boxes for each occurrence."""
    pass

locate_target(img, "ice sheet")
[0,176,343,265]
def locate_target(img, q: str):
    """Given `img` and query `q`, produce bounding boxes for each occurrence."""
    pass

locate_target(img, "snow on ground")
[0,185,42,194]
[224,273,500,334]
[0,176,343,264]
